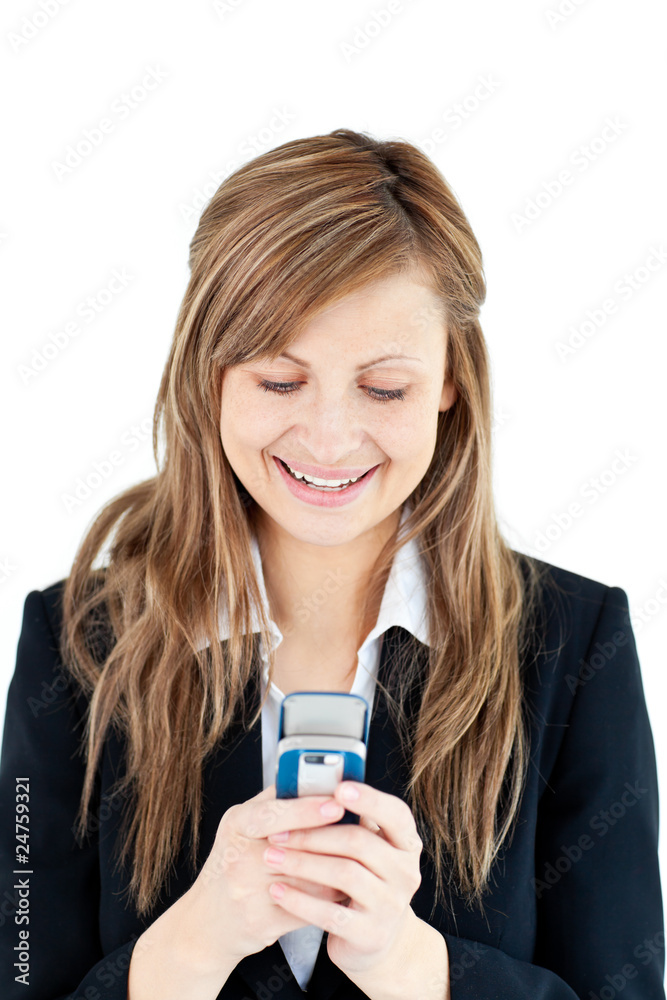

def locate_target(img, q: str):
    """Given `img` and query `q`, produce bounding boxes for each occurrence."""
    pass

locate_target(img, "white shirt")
[195,504,431,990]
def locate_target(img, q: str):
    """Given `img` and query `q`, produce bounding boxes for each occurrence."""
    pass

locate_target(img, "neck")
[253,510,401,649]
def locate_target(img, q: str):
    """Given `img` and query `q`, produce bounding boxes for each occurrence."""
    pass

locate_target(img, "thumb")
[256,783,277,799]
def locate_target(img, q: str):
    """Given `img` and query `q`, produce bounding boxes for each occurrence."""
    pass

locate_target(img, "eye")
[257,380,406,404]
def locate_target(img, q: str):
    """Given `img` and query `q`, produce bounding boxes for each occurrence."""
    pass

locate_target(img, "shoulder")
[9,579,90,727]
[513,550,635,684]
[39,576,72,636]
[516,550,613,604]
[22,576,99,646]
[15,578,69,663]
[16,572,111,686]
[513,550,630,648]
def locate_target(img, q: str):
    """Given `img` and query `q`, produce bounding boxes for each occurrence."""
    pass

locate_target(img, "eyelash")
[257,379,406,404]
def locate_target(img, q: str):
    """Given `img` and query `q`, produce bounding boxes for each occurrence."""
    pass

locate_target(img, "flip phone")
[275,691,370,825]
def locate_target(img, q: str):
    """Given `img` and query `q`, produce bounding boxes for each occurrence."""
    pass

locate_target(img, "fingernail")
[269,831,289,843]
[339,783,359,801]
[320,800,344,817]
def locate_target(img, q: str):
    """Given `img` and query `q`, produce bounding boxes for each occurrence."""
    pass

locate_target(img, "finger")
[245,792,346,841]
[254,783,277,800]
[332,783,423,854]
[268,882,357,939]
[359,815,382,835]
[269,821,396,881]
[282,875,350,903]
[268,815,382,844]
[264,847,376,909]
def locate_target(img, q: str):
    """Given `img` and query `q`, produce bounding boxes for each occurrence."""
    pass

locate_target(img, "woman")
[0,129,662,1000]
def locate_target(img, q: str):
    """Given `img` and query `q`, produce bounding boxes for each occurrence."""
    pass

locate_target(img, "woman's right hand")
[168,783,350,977]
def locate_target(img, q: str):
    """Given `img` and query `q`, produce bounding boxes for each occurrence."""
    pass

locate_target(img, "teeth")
[283,460,360,487]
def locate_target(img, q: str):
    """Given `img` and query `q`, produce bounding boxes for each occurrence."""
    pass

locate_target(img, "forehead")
[293,273,447,352]
[313,271,444,319]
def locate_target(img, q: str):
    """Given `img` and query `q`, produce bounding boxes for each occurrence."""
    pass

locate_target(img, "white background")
[1,0,665,940]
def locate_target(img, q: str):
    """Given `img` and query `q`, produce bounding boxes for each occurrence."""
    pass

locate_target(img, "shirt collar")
[194,503,431,654]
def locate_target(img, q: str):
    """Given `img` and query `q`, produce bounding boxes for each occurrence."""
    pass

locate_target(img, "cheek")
[376,403,437,461]
[221,385,278,450]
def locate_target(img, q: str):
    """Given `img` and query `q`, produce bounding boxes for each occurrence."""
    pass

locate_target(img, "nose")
[293,393,366,467]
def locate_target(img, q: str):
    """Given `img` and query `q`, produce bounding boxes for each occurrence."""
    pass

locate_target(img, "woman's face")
[219,269,457,549]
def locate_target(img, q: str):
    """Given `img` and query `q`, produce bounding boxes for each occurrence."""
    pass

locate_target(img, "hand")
[264,780,424,982]
[179,784,351,975]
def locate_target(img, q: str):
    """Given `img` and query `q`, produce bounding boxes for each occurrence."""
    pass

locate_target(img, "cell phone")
[275,692,370,825]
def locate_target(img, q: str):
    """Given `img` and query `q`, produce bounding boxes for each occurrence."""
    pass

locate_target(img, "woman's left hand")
[264,780,424,980]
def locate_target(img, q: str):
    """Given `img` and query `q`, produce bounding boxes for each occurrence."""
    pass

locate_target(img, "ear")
[439,377,458,413]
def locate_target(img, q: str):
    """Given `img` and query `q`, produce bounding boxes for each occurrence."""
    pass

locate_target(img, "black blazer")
[0,561,664,1000]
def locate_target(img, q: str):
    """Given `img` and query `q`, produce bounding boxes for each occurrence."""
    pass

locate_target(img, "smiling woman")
[220,270,455,533]
[0,128,662,1000]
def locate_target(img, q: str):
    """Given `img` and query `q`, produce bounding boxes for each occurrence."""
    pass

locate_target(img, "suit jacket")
[0,560,664,999]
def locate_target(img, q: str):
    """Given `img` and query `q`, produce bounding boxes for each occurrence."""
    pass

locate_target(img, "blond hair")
[60,128,551,921]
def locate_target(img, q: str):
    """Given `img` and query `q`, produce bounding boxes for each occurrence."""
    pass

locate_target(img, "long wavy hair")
[59,127,554,922]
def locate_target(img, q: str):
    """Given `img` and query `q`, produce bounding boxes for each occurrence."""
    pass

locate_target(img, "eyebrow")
[270,350,426,372]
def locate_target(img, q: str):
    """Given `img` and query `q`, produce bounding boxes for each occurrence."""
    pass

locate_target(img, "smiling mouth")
[278,458,374,489]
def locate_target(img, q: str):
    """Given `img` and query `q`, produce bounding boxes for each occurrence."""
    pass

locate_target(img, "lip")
[273,455,380,508]
[274,456,377,480]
